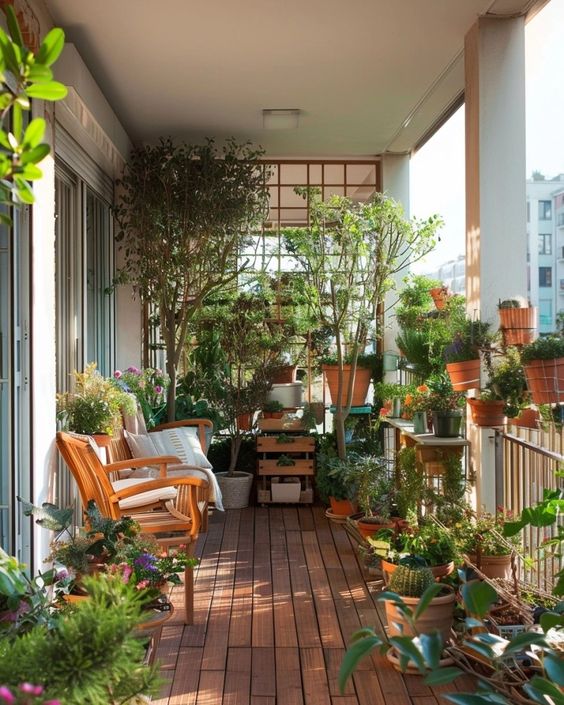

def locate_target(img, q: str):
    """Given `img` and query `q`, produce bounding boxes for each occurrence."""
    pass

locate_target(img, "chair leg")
[184,565,194,625]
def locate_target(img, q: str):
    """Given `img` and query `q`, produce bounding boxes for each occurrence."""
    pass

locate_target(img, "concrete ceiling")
[45,0,537,156]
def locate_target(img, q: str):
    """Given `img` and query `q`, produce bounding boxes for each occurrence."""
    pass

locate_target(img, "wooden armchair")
[56,431,209,624]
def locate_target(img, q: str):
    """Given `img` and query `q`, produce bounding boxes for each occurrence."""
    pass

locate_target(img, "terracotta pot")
[322,364,372,407]
[237,414,252,431]
[467,398,506,427]
[499,307,537,346]
[357,517,395,539]
[91,433,112,447]
[263,411,284,419]
[523,357,564,405]
[429,287,449,311]
[508,407,539,429]
[467,553,512,580]
[381,559,455,585]
[446,359,481,391]
[272,365,298,384]
[384,587,455,642]
[329,497,356,516]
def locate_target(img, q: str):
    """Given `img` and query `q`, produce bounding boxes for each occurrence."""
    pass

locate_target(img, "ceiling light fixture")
[262,108,300,130]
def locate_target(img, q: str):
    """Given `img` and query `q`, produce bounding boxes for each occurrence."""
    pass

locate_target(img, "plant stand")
[256,433,315,504]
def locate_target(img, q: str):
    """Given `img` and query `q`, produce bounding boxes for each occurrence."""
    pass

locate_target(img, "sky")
[410,0,564,273]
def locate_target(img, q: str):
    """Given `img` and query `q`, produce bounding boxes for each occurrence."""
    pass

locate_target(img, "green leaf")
[21,143,50,165]
[13,176,34,204]
[22,117,45,149]
[502,520,524,537]
[424,666,464,686]
[544,654,564,686]
[12,101,22,141]
[27,64,53,83]
[0,211,12,226]
[35,28,65,67]
[20,163,42,180]
[5,6,24,48]
[26,81,68,101]
[461,639,494,661]
[461,580,498,618]
[413,583,442,621]
[0,36,21,77]
[444,695,509,705]
[388,636,426,673]
[502,631,547,656]
[540,611,564,633]
[338,635,382,693]
[419,631,443,670]
[0,129,11,149]
[524,676,564,705]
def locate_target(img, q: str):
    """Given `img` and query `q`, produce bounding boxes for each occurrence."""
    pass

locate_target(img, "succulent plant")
[388,561,435,597]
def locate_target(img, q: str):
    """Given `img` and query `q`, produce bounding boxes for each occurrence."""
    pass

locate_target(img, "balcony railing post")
[494,429,504,509]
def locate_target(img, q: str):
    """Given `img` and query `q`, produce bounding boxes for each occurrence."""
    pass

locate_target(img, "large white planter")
[215,471,254,509]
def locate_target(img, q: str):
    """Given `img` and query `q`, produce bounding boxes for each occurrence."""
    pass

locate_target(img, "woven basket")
[215,471,254,509]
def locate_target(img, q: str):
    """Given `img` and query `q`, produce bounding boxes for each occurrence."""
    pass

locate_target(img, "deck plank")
[165,506,470,705]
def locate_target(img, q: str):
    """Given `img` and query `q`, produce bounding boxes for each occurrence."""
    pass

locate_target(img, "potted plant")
[422,374,465,438]
[112,366,169,429]
[376,521,459,584]
[521,335,564,405]
[262,400,285,419]
[315,435,356,516]
[498,298,537,346]
[475,346,531,427]
[383,558,456,670]
[453,511,521,580]
[284,191,439,460]
[467,390,506,427]
[347,454,396,538]
[57,363,136,445]
[402,384,431,434]
[197,292,284,508]
[373,382,416,419]
[444,318,493,391]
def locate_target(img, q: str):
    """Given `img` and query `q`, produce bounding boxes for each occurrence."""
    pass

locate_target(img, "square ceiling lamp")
[262,108,300,130]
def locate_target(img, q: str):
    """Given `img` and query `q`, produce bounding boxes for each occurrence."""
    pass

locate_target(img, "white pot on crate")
[266,383,304,409]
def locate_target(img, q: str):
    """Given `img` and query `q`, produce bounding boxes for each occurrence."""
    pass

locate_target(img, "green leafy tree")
[285,190,440,459]
[114,138,269,420]
[0,6,67,218]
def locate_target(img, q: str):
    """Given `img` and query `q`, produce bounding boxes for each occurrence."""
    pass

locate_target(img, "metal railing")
[494,425,564,592]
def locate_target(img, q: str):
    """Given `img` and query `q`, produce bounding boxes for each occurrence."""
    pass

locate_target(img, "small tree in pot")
[196,293,284,508]
[284,190,439,460]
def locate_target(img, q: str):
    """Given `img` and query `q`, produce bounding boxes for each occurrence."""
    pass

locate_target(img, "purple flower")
[134,553,158,572]
[154,385,163,394]
[0,687,15,704]
[126,366,141,375]
[113,369,122,379]
[55,569,68,581]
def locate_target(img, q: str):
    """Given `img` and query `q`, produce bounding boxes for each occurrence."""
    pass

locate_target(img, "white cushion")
[150,428,213,470]
[112,477,177,510]
[124,430,159,458]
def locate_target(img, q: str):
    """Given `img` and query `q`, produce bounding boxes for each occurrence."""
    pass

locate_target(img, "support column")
[465,16,527,511]
[381,154,410,381]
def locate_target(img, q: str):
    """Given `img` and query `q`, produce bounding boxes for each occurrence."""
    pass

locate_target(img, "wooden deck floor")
[154,506,474,705]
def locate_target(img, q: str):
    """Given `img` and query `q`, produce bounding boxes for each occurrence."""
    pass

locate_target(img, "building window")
[539,266,552,287]
[539,200,552,220]
[538,233,552,255]
[539,299,553,326]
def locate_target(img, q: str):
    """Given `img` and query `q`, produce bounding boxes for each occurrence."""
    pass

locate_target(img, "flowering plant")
[113,366,169,428]
[109,536,197,597]
[453,510,521,557]
[402,384,430,415]
[57,363,136,436]
[0,684,60,705]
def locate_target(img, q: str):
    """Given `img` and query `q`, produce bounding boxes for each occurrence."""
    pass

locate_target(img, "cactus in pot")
[388,560,435,598]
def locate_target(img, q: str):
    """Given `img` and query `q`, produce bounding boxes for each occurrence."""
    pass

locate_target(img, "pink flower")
[154,385,163,394]
[19,684,43,696]
[136,579,150,590]
[113,370,122,379]
[0,687,15,704]
[126,366,140,375]
[122,564,133,584]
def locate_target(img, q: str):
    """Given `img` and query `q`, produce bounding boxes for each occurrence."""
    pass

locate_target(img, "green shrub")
[521,335,564,363]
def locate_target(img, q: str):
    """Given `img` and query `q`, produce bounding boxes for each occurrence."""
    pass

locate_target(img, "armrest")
[104,456,181,472]
[151,418,213,431]
[109,476,209,502]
